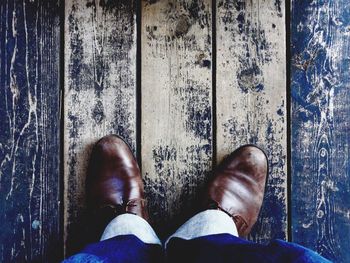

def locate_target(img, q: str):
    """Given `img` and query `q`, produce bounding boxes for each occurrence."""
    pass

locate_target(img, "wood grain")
[64,0,137,255]
[291,1,350,262]
[141,0,212,238]
[0,0,61,261]
[216,0,287,242]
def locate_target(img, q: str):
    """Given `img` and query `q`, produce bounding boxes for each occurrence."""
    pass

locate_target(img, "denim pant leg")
[63,214,162,263]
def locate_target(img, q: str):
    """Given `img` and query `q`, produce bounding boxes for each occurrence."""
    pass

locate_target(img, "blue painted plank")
[291,1,350,262]
[0,0,61,262]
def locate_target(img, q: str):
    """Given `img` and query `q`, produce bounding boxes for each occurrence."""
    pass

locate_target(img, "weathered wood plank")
[64,0,137,255]
[216,0,287,242]
[291,1,350,262]
[141,0,212,238]
[0,0,61,261]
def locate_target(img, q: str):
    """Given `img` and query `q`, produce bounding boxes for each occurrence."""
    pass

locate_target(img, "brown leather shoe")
[205,145,268,237]
[86,135,148,220]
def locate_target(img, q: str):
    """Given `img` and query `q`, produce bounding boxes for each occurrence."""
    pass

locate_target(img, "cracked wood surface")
[291,1,350,262]
[64,0,137,255]
[216,0,287,243]
[0,0,61,262]
[141,0,213,238]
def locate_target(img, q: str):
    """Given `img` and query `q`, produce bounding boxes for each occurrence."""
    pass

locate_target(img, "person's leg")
[166,145,331,263]
[63,135,163,263]
[64,213,162,263]
[166,210,330,263]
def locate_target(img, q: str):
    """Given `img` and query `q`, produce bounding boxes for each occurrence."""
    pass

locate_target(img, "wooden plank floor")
[0,0,349,262]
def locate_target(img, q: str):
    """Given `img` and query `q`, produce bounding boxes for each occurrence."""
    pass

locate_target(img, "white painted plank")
[216,0,287,242]
[141,0,212,238]
[64,0,137,254]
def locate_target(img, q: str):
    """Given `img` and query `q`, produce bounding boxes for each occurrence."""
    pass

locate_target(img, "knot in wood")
[175,15,190,37]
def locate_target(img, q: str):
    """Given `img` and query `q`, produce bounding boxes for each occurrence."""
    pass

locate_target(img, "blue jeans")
[63,210,331,263]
